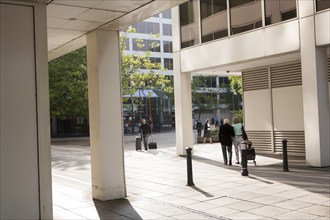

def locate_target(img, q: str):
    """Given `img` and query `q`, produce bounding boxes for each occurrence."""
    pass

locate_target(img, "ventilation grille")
[274,131,305,157]
[242,68,269,91]
[271,62,302,88]
[328,57,330,82]
[246,131,272,153]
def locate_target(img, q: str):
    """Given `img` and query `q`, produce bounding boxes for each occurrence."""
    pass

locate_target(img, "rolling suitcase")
[148,135,157,149]
[135,136,142,151]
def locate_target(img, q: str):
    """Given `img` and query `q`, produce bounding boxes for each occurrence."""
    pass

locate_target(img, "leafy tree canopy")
[120,27,173,100]
[228,75,242,95]
[49,47,88,119]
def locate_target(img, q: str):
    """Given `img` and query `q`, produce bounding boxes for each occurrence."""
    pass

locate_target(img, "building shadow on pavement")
[192,155,330,196]
[93,198,142,220]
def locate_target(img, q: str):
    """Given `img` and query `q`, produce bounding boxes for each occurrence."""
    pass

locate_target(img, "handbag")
[148,135,157,149]
[241,125,248,140]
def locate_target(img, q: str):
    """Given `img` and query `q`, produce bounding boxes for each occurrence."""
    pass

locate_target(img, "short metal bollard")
[185,147,195,186]
[241,141,249,176]
[282,139,289,172]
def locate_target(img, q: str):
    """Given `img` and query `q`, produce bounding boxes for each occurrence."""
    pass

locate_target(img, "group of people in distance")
[201,117,246,166]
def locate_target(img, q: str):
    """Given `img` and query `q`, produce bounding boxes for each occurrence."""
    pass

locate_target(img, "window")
[141,57,161,69]
[132,22,160,34]
[164,58,173,70]
[133,39,160,52]
[200,0,228,43]
[316,0,330,11]
[163,24,172,36]
[264,0,297,26]
[163,41,173,53]
[230,0,262,35]
[162,9,172,19]
[180,0,200,48]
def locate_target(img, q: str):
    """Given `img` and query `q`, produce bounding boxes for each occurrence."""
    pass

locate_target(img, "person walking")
[139,118,151,151]
[203,119,212,144]
[232,117,244,164]
[196,120,203,137]
[218,118,235,165]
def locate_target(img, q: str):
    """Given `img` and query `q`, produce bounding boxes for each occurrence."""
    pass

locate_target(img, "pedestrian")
[203,119,212,144]
[196,120,203,137]
[232,117,244,164]
[218,118,235,165]
[139,118,151,151]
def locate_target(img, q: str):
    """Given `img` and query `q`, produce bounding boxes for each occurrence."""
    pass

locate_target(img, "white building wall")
[0,2,52,219]
[175,1,330,166]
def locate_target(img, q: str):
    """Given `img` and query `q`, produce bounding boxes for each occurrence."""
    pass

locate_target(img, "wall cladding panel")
[242,67,269,91]
[274,131,305,156]
[246,131,272,153]
[271,61,302,88]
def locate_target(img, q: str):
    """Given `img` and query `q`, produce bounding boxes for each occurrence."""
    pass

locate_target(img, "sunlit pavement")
[52,131,330,220]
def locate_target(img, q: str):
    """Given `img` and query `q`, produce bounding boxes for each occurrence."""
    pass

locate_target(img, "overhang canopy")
[47,0,186,60]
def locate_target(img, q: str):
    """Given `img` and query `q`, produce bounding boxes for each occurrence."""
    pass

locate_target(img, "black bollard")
[241,150,249,176]
[282,139,289,172]
[185,147,195,186]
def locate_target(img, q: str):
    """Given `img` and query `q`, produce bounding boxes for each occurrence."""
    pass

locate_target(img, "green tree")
[228,75,243,121]
[120,27,173,98]
[191,76,231,121]
[49,47,88,119]
[228,75,242,95]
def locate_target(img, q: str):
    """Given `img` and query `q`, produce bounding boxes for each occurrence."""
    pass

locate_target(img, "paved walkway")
[52,132,330,220]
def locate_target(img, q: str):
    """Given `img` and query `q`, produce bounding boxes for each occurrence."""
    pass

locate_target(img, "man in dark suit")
[218,119,235,165]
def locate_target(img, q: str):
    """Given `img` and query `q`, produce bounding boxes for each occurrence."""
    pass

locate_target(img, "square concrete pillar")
[299,12,330,167]
[173,53,193,156]
[86,29,126,200]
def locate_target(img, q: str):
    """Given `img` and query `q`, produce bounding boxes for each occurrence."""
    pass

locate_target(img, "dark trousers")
[221,145,232,165]
[197,129,202,136]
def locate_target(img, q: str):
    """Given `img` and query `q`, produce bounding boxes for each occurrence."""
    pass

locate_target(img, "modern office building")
[172,0,329,165]
[1,0,329,219]
[0,0,185,218]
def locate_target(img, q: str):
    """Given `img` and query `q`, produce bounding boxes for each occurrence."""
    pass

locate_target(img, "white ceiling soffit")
[48,0,187,61]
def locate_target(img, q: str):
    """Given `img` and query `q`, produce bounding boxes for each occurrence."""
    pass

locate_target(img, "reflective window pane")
[316,0,330,11]
[163,41,173,53]
[230,0,262,35]
[265,0,297,26]
[180,0,200,49]
[201,0,228,43]
[163,24,172,36]
[162,9,172,19]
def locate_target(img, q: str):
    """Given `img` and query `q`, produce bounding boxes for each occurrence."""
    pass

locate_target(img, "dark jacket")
[218,124,235,146]
[139,123,151,135]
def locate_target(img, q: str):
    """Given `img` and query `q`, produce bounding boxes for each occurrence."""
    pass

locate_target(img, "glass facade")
[132,22,160,34]
[180,0,200,48]
[133,39,160,52]
[164,58,173,70]
[162,9,172,19]
[316,0,330,11]
[200,0,228,43]
[163,41,173,53]
[230,0,262,35]
[264,0,296,25]
[163,23,172,36]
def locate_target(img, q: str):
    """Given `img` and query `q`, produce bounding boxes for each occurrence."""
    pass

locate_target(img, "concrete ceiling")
[47,0,186,60]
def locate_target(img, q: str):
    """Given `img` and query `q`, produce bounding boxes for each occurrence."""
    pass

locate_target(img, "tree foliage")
[49,47,88,119]
[228,75,242,95]
[191,76,232,120]
[120,27,173,99]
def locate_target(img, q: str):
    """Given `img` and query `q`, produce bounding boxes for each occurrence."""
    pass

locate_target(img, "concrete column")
[173,54,193,155]
[172,6,194,155]
[86,30,126,200]
[299,2,330,166]
[1,2,52,219]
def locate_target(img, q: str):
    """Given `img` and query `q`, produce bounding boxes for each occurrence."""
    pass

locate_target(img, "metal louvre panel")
[274,131,305,157]
[271,62,302,88]
[245,131,272,153]
[242,68,269,91]
[328,57,330,82]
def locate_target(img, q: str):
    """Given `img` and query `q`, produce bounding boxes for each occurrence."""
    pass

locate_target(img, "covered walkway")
[52,132,330,219]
